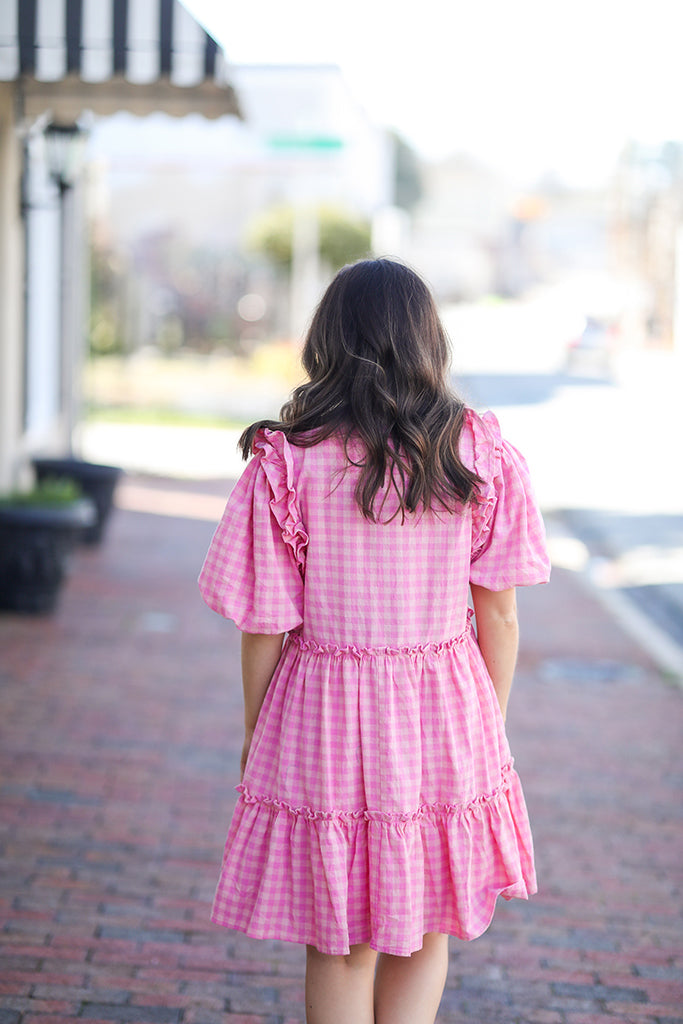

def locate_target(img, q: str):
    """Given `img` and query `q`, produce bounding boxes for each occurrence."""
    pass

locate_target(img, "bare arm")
[240,631,285,779]
[470,585,519,722]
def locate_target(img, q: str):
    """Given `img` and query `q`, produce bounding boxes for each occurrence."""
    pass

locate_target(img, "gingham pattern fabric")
[199,408,551,955]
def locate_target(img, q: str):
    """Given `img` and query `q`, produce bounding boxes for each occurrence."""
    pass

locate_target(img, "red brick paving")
[1,474,682,1023]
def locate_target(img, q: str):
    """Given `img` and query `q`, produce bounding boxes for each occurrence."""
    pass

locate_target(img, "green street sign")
[266,134,344,152]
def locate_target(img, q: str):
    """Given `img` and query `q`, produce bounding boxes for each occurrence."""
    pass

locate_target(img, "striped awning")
[0,0,241,121]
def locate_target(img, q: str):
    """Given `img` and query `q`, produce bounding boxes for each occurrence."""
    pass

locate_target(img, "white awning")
[0,0,241,121]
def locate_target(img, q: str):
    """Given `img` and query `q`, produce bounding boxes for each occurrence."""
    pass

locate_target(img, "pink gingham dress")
[198,408,550,956]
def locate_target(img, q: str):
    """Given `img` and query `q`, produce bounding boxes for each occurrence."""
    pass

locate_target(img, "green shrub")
[0,477,83,507]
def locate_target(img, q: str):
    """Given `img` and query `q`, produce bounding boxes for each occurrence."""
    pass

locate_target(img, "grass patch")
[84,405,252,430]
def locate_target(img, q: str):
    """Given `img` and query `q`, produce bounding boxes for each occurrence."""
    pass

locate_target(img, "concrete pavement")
[1,472,682,1023]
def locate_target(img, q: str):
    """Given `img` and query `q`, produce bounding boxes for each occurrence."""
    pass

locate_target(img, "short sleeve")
[198,429,308,632]
[468,411,551,590]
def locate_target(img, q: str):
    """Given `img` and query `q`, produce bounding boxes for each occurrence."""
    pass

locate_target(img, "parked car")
[565,316,617,379]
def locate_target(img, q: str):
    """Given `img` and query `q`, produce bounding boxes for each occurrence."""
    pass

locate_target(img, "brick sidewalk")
[1,475,681,1024]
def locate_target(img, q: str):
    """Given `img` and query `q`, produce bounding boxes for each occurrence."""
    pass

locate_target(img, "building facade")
[0,0,240,492]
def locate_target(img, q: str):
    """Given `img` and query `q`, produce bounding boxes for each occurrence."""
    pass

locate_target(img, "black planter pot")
[0,499,96,613]
[32,458,122,545]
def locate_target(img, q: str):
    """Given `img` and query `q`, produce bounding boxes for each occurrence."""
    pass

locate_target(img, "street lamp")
[44,122,87,193]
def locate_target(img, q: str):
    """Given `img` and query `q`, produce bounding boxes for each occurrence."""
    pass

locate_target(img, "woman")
[199,258,551,1022]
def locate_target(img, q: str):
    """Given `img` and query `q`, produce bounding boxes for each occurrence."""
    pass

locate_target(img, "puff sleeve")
[469,411,551,590]
[198,429,308,633]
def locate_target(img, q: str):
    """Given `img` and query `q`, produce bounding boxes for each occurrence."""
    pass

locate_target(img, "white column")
[0,85,26,492]
[24,132,62,441]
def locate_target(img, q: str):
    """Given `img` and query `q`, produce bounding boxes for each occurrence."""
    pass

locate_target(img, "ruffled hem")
[253,428,309,574]
[237,758,514,823]
[211,763,536,956]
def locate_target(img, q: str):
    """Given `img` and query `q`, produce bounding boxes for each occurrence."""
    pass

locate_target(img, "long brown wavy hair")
[240,258,482,521]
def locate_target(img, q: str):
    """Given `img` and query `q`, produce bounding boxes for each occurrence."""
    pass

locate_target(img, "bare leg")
[305,942,377,1024]
[374,932,449,1024]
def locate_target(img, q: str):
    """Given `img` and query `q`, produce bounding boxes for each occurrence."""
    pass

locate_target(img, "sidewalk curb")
[545,513,683,687]
[584,577,683,685]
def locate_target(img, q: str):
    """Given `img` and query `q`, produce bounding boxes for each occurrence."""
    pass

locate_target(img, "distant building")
[609,141,683,348]
[88,63,395,343]
[233,64,393,216]
[406,153,512,300]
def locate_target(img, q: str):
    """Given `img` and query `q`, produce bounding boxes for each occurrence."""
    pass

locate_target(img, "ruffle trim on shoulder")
[253,428,309,574]
[464,409,501,555]
[288,615,473,660]
[465,408,502,498]
[236,759,514,825]
[465,407,551,587]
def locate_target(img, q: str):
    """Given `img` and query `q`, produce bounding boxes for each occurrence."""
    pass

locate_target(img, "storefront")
[0,0,241,490]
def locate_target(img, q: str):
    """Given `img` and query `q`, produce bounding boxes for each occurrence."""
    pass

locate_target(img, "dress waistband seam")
[287,619,472,659]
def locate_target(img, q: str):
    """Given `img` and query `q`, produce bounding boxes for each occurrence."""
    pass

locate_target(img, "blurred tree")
[247,203,372,271]
[89,244,125,356]
[89,231,252,357]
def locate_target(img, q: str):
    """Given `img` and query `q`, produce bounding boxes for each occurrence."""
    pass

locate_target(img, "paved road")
[0,473,681,1022]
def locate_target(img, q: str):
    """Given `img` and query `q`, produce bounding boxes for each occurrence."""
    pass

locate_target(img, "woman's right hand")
[240,728,254,781]
[470,585,519,721]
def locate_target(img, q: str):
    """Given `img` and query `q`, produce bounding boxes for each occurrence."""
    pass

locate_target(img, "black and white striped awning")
[0,0,241,121]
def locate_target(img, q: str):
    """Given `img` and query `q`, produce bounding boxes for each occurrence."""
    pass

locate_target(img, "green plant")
[0,477,83,507]
[247,203,372,271]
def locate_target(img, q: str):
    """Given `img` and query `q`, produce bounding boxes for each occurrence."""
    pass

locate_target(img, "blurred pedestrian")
[199,258,550,1023]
